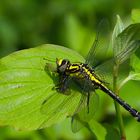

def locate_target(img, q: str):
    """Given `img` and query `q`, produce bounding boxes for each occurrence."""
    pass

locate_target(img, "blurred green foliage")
[0,0,140,140]
[0,0,140,57]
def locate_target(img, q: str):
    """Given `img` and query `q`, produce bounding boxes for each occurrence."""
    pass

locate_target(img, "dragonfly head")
[56,58,70,73]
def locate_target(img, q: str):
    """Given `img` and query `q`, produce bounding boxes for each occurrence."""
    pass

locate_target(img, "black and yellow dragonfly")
[54,35,140,126]
[56,58,140,120]
[42,25,140,132]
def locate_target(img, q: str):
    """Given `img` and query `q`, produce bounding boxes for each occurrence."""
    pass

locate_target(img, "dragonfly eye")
[56,58,70,73]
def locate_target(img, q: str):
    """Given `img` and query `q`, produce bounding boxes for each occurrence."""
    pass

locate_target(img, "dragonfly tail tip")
[136,112,140,122]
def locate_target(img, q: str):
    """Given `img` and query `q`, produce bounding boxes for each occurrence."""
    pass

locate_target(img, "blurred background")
[0,0,140,140]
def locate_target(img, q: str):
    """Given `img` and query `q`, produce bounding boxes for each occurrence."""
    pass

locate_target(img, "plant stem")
[113,64,126,140]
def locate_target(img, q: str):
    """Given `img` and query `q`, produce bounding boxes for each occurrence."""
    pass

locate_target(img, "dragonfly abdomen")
[100,83,140,121]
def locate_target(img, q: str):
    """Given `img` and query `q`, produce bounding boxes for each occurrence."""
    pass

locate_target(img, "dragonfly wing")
[85,20,111,67]
[85,33,99,66]
[71,92,99,132]
[40,91,66,115]
[71,94,86,132]
[71,116,83,133]
[78,92,99,121]
[40,90,81,128]
[95,58,130,89]
[94,59,114,88]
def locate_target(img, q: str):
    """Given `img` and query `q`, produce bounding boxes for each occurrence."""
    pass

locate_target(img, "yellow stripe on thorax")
[69,65,79,70]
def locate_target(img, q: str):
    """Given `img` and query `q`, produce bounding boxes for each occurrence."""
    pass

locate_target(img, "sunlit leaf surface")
[0,44,85,130]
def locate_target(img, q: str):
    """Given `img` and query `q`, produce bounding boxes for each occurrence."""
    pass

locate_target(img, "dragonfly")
[54,34,140,128]
[42,25,140,131]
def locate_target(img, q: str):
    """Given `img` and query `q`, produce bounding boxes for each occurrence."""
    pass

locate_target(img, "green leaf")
[88,119,107,140]
[119,72,140,89]
[114,23,140,64]
[103,124,120,140]
[0,44,85,130]
[131,9,140,23]
[130,54,140,72]
[119,54,140,89]
[88,120,120,140]
[112,15,124,49]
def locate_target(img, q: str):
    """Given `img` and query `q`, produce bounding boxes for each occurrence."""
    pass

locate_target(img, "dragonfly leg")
[55,74,71,95]
[87,92,90,113]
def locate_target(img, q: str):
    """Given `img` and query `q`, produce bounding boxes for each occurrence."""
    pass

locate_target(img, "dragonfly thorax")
[56,58,102,85]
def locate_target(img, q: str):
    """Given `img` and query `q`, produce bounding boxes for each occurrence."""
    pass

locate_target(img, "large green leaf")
[0,44,85,130]
[114,23,140,64]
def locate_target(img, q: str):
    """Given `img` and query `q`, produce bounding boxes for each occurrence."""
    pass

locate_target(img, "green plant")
[0,13,140,140]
